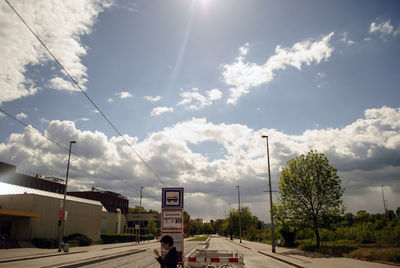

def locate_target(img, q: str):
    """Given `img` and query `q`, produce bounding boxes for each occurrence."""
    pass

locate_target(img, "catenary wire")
[0,107,159,202]
[4,0,164,186]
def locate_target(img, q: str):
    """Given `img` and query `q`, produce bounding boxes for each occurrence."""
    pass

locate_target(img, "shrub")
[31,237,58,248]
[65,233,92,246]
[101,233,154,244]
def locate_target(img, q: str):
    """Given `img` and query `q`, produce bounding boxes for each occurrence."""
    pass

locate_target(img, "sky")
[0,0,400,222]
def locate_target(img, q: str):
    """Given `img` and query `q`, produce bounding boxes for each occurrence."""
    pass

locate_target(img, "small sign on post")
[161,187,184,265]
[58,210,67,220]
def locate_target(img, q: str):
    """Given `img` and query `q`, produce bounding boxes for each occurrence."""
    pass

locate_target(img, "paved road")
[1,237,398,268]
[0,240,201,268]
[208,236,291,268]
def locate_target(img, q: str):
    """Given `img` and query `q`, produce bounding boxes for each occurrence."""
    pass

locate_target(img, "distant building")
[68,187,129,214]
[0,161,65,194]
[125,212,161,236]
[0,182,103,243]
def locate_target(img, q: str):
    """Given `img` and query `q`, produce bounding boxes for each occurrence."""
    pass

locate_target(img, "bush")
[31,237,58,248]
[65,233,92,246]
[101,233,154,244]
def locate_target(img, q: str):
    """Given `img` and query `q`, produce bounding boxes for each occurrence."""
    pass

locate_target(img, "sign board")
[162,188,184,208]
[58,210,68,220]
[161,188,184,264]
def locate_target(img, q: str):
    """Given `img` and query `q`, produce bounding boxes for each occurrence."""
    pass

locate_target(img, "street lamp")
[262,135,276,253]
[229,202,233,240]
[58,140,76,252]
[236,185,242,243]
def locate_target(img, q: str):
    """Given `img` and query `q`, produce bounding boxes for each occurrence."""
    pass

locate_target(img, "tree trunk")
[315,228,320,248]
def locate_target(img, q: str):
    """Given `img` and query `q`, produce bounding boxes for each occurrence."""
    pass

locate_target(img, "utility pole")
[58,140,76,252]
[262,135,276,253]
[140,186,143,207]
[381,185,388,218]
[229,202,233,240]
[236,186,242,243]
[139,186,144,243]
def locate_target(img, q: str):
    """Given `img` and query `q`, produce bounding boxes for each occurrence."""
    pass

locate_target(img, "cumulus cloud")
[0,0,110,104]
[151,106,174,117]
[0,106,399,220]
[177,88,223,110]
[107,98,114,103]
[369,19,399,39]
[116,91,133,99]
[222,33,334,104]
[144,96,161,103]
[16,112,28,120]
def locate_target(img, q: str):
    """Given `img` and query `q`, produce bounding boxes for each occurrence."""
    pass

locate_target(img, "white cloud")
[222,33,334,104]
[144,96,161,103]
[0,106,399,221]
[177,88,223,110]
[339,32,355,46]
[239,42,250,56]
[0,0,110,104]
[116,92,133,99]
[107,98,114,103]
[39,118,49,124]
[76,117,90,122]
[48,77,79,92]
[369,19,399,39]
[0,112,5,118]
[151,106,174,117]
[16,112,28,120]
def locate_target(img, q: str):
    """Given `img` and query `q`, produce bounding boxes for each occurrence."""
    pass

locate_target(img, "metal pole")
[139,186,143,242]
[262,135,275,253]
[140,186,143,207]
[381,185,388,217]
[58,141,76,252]
[229,203,233,240]
[236,186,242,243]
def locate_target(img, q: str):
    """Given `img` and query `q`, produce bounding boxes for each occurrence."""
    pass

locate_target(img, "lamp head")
[70,141,77,144]
[262,135,268,139]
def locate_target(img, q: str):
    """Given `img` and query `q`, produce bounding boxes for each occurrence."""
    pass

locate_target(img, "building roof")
[0,182,104,207]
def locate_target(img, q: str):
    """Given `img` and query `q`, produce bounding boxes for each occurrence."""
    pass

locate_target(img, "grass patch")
[346,247,400,263]
[296,240,400,264]
[188,235,209,241]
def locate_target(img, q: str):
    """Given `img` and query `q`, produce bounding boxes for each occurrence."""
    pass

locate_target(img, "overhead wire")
[0,107,160,202]
[4,0,164,186]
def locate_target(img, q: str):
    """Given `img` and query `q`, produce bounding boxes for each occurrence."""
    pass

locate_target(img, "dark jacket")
[156,247,178,268]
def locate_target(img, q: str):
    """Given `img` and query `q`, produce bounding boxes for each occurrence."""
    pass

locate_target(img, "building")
[0,182,103,243]
[0,161,65,194]
[68,187,129,214]
[125,212,161,236]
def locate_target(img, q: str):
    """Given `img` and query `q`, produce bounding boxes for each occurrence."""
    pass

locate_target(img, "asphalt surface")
[1,237,398,268]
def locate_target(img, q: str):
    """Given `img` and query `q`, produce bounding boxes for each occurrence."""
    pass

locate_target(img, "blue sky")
[1,0,400,221]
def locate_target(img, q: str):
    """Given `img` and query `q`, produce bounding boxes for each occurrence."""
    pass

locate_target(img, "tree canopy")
[277,150,345,247]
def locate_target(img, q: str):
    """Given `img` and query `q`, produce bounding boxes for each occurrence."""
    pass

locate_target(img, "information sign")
[161,187,184,265]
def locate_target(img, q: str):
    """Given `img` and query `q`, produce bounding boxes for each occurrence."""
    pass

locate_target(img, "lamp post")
[229,202,233,240]
[262,135,276,253]
[236,186,242,243]
[58,140,76,252]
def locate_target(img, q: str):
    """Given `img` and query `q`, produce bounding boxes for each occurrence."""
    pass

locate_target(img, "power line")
[0,107,159,202]
[4,0,164,186]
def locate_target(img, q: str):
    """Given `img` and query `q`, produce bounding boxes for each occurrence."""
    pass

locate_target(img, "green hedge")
[101,233,154,244]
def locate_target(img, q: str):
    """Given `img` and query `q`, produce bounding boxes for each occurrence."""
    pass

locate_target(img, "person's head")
[160,235,174,250]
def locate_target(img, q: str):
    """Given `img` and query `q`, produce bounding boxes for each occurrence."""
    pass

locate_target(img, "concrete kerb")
[0,250,87,264]
[228,238,304,268]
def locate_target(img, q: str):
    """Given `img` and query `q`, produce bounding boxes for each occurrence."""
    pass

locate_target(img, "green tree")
[128,206,146,213]
[277,150,345,248]
[146,218,157,237]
